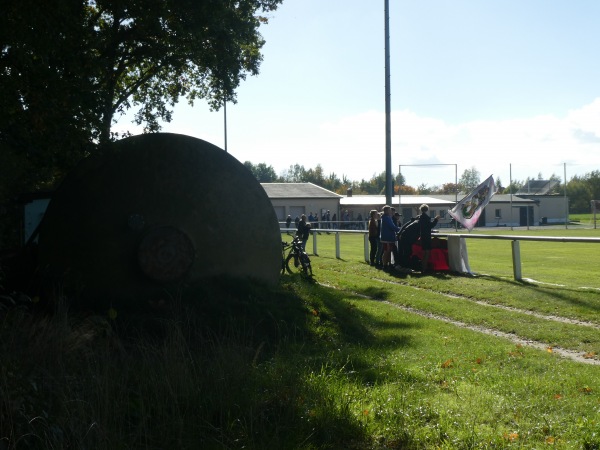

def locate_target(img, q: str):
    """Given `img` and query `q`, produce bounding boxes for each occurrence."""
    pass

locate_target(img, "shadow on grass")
[1,274,418,450]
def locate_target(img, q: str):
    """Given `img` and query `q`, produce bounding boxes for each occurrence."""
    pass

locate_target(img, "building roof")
[434,194,535,204]
[259,184,536,206]
[341,195,455,207]
[261,182,342,199]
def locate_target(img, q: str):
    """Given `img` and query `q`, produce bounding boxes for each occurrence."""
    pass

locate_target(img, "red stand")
[411,237,450,271]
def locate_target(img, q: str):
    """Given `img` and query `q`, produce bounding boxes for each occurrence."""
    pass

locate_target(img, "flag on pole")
[448,175,497,231]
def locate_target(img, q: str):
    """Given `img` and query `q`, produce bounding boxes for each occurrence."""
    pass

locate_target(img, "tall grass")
[2,228,600,449]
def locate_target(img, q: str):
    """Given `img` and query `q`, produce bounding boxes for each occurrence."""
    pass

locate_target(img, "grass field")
[300,226,600,287]
[2,226,600,449]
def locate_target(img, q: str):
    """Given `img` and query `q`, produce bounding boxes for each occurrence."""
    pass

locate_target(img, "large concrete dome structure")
[38,133,281,311]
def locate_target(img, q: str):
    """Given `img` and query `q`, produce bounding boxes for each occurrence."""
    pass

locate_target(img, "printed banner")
[448,175,497,231]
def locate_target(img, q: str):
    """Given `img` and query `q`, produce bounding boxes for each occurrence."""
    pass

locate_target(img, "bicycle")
[281,236,313,277]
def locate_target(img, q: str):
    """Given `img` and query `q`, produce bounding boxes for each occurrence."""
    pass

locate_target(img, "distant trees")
[458,167,481,192]
[243,162,278,182]
[440,183,459,195]
[247,162,600,215]
[567,171,600,213]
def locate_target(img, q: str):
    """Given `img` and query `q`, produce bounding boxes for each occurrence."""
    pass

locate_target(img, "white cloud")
[308,99,600,186]
[112,98,600,187]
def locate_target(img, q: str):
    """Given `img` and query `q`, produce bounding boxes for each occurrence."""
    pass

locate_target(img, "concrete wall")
[269,198,340,224]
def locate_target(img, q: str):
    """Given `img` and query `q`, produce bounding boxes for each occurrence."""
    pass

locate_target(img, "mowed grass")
[292,227,600,447]
[301,226,600,287]
[1,228,600,449]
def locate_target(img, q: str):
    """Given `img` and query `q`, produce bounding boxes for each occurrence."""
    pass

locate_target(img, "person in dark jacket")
[397,217,420,269]
[296,214,311,251]
[391,210,402,265]
[368,210,380,265]
[380,205,400,270]
[418,204,440,273]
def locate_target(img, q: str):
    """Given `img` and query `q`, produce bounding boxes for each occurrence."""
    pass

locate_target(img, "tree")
[439,183,459,195]
[1,0,99,196]
[397,185,417,195]
[495,177,504,194]
[304,164,326,186]
[417,184,432,195]
[567,171,600,213]
[87,0,282,142]
[459,167,481,192]
[567,175,592,213]
[322,172,343,192]
[363,172,386,195]
[1,0,282,194]
[281,164,306,183]
[504,179,523,195]
[243,161,278,182]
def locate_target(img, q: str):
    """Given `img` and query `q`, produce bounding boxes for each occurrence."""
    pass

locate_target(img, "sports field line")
[319,280,600,366]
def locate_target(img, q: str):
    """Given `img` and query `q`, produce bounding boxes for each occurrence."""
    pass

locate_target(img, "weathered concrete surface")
[38,133,281,310]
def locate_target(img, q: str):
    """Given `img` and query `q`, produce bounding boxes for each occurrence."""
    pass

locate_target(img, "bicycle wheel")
[299,252,312,277]
[285,251,297,274]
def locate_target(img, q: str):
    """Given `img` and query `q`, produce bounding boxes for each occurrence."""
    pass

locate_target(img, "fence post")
[364,233,370,263]
[312,230,318,256]
[335,232,341,259]
[511,240,522,281]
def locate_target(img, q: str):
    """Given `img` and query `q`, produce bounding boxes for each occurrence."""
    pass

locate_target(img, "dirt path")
[320,280,600,366]
[381,300,600,366]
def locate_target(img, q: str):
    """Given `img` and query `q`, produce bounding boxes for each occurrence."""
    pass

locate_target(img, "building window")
[495,209,501,219]
[439,210,446,219]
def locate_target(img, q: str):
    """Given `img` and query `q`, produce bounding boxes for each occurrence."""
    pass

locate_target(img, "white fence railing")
[437,233,600,281]
[282,228,600,282]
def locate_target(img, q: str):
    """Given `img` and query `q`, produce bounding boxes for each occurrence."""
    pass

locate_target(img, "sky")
[113,0,600,189]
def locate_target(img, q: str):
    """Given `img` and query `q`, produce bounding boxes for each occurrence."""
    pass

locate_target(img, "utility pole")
[223,101,228,152]
[384,0,392,205]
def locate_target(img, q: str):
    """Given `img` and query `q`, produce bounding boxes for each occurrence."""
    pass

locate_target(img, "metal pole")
[398,166,402,215]
[510,163,513,231]
[454,164,458,231]
[564,163,568,229]
[527,178,530,230]
[223,101,228,152]
[384,0,392,205]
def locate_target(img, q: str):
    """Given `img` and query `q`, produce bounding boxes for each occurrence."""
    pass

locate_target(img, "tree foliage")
[567,170,600,213]
[458,167,481,192]
[0,0,282,197]
[244,161,278,182]
[440,182,459,195]
[244,163,600,216]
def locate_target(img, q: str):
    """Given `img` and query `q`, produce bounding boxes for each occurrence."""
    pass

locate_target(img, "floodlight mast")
[384,0,392,205]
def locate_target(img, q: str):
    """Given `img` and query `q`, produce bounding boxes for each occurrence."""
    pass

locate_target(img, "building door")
[519,207,527,226]
[519,206,534,226]
[476,208,486,227]
[273,206,285,222]
[289,206,305,225]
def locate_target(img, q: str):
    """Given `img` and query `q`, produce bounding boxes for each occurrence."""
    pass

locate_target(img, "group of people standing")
[368,204,441,274]
[286,211,337,232]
